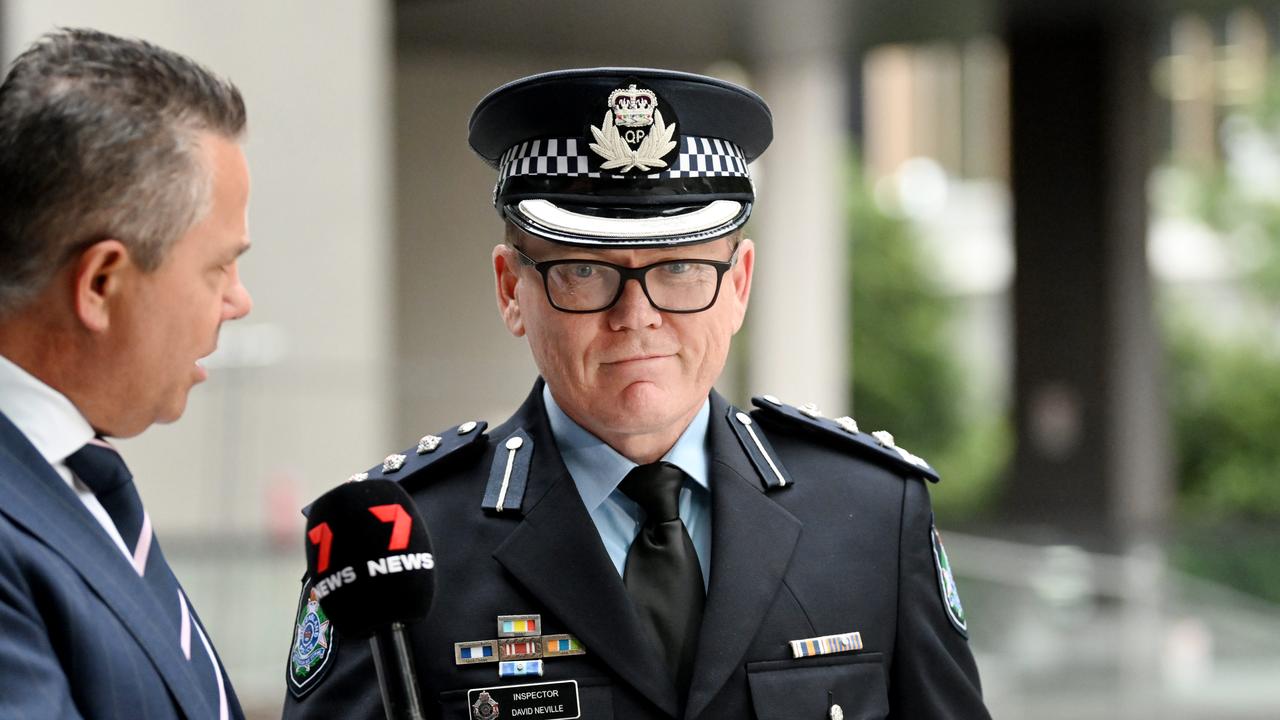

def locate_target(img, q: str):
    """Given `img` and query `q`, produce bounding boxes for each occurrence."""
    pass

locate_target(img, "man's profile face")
[496,230,753,446]
[111,133,253,433]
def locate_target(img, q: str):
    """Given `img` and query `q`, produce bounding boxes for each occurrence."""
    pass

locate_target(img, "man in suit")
[284,68,988,719]
[0,28,252,719]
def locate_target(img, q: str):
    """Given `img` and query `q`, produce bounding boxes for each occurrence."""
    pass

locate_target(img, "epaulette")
[748,395,940,483]
[301,419,489,517]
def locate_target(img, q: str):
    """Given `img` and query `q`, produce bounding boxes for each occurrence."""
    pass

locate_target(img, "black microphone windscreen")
[304,479,435,638]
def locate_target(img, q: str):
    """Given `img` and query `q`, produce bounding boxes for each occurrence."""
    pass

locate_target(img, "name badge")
[467,680,580,720]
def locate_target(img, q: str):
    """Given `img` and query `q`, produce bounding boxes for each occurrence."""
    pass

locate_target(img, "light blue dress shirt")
[543,384,712,588]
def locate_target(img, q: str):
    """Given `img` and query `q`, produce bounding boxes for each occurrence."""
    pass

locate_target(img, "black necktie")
[65,439,228,717]
[65,441,152,568]
[619,461,705,702]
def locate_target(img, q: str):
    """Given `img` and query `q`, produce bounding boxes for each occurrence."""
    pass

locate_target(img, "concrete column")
[394,52,542,433]
[745,0,852,409]
[1003,6,1172,551]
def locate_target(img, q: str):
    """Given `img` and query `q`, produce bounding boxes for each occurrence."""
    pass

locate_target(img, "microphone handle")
[369,622,427,720]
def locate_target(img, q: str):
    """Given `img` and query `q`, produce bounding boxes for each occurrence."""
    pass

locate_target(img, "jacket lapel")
[490,386,680,717]
[684,393,803,720]
[0,412,212,720]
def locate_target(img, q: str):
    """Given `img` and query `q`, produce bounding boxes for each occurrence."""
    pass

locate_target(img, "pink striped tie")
[65,438,229,719]
[66,438,153,572]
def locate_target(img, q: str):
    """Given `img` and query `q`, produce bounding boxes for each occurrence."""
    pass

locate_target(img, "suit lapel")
[0,412,211,720]
[684,394,802,720]
[490,387,680,717]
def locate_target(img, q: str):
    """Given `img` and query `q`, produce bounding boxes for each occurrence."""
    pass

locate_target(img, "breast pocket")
[437,676,613,720]
[746,653,888,720]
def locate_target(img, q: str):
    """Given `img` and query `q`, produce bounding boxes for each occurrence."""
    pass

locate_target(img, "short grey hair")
[0,27,247,316]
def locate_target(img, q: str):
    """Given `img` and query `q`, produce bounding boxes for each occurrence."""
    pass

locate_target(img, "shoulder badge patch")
[748,395,940,483]
[287,578,337,697]
[930,519,968,636]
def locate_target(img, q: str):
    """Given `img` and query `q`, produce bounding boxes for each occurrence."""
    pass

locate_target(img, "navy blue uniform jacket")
[0,411,242,719]
[283,382,988,719]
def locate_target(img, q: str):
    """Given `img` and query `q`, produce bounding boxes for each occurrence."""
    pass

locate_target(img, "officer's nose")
[607,277,662,331]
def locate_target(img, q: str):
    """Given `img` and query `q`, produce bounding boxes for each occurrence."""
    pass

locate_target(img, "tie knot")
[619,461,685,523]
[64,440,133,496]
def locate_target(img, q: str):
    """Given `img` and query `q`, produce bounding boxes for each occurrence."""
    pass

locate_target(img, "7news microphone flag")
[305,479,435,720]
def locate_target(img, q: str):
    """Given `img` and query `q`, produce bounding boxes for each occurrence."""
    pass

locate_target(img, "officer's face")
[494,229,754,458]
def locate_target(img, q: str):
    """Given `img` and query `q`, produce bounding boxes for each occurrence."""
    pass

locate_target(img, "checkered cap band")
[498,135,749,181]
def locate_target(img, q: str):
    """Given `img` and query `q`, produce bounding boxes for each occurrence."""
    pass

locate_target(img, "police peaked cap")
[469,67,773,247]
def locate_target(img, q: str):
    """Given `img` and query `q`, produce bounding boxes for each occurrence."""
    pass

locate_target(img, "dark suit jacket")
[283,382,988,719]
[0,411,242,720]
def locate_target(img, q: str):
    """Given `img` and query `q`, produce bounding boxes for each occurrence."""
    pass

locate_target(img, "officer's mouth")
[603,353,676,367]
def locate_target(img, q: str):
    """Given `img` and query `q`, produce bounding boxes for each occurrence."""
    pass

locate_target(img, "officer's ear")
[493,244,525,337]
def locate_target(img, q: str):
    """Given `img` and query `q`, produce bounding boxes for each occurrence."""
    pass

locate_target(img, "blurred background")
[4,0,1280,717]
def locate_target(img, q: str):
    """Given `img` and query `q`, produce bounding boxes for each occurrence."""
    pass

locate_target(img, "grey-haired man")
[0,28,251,720]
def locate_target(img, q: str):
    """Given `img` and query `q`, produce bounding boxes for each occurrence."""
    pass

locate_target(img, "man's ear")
[493,244,526,337]
[727,237,755,333]
[72,239,132,333]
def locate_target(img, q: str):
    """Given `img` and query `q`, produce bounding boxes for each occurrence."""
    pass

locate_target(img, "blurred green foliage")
[1166,316,1280,602]
[1154,125,1280,522]
[1154,94,1280,600]
[1167,320,1280,519]
[845,159,1009,519]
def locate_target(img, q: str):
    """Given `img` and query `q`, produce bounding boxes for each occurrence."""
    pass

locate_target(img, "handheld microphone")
[305,479,435,720]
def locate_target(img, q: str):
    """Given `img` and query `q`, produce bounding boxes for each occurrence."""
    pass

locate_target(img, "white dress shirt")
[0,352,132,559]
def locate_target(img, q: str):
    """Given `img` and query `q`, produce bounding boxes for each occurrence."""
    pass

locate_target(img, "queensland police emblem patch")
[287,580,336,697]
[588,82,679,173]
[930,520,968,636]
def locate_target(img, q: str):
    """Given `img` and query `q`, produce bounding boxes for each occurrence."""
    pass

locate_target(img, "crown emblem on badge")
[471,690,500,719]
[590,83,677,173]
[608,84,657,128]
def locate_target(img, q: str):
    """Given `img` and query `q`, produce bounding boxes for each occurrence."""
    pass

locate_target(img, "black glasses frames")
[511,244,741,314]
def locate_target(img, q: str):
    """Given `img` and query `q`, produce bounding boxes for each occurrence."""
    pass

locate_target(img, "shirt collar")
[543,384,710,513]
[0,353,95,466]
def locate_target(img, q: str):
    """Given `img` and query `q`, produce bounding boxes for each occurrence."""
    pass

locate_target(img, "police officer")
[283,68,989,720]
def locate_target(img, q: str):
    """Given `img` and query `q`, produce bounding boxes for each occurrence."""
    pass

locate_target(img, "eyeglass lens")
[545,261,721,312]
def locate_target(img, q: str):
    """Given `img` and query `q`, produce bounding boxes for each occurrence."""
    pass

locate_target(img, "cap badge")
[589,84,677,173]
[609,84,658,127]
